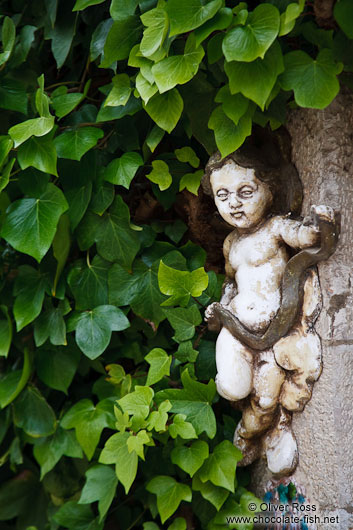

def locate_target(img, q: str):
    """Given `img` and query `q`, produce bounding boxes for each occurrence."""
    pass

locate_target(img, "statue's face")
[210,159,273,229]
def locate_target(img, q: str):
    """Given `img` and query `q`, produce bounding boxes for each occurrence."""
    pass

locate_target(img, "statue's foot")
[263,410,298,476]
[233,422,262,466]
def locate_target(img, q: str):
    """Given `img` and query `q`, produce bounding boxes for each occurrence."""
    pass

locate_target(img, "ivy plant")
[0,0,352,528]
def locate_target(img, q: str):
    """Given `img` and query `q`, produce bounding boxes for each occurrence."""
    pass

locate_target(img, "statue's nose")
[229,193,242,208]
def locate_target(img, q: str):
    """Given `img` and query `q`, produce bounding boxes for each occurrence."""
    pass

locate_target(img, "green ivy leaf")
[146,160,172,191]
[198,440,243,492]
[334,0,353,39]
[13,266,49,331]
[208,106,252,158]
[0,78,27,114]
[13,386,56,437]
[110,0,139,21]
[17,135,58,176]
[118,385,154,419]
[34,302,69,347]
[163,305,202,341]
[192,473,229,510]
[51,3,76,68]
[53,214,71,295]
[51,87,85,119]
[215,86,249,125]
[152,37,205,93]
[144,89,183,133]
[194,7,233,47]
[68,255,110,310]
[11,25,36,67]
[279,0,305,37]
[0,348,31,408]
[145,348,172,385]
[99,432,138,493]
[72,305,130,359]
[79,465,118,522]
[169,413,197,439]
[280,49,342,109]
[109,260,167,324]
[140,8,169,58]
[179,169,203,196]
[90,182,114,216]
[35,345,80,393]
[175,341,198,363]
[0,17,16,66]
[222,4,280,62]
[90,19,113,61]
[0,158,14,193]
[33,427,83,479]
[158,261,209,306]
[101,16,142,67]
[168,518,186,530]
[175,147,200,168]
[136,72,159,104]
[224,42,284,110]
[73,0,105,11]
[165,220,187,244]
[66,183,92,230]
[171,440,209,477]
[0,136,13,169]
[104,152,143,188]
[146,400,171,432]
[166,0,222,37]
[53,501,96,530]
[105,74,132,107]
[9,116,55,148]
[1,183,68,262]
[0,306,12,357]
[94,196,141,268]
[108,261,144,306]
[54,127,104,161]
[146,476,192,523]
[61,398,115,459]
[156,370,217,438]
[127,429,151,459]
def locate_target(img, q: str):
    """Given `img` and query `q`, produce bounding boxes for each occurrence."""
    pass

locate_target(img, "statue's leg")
[273,328,322,412]
[263,407,298,476]
[215,327,253,401]
[234,349,285,465]
[261,270,322,475]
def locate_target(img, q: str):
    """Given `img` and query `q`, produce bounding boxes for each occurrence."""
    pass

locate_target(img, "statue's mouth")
[231,212,244,219]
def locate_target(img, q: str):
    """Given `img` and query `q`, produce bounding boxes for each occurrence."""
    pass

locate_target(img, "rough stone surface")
[251,93,353,529]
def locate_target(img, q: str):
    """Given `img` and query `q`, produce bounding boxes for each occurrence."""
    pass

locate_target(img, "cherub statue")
[204,140,339,476]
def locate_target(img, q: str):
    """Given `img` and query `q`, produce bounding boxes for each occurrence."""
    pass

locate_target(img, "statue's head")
[202,131,303,228]
[208,158,273,230]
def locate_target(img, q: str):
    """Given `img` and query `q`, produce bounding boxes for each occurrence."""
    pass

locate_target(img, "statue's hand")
[304,205,335,228]
[205,302,222,332]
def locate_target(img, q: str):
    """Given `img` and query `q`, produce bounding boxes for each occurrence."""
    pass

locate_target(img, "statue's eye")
[217,190,229,201]
[239,187,253,198]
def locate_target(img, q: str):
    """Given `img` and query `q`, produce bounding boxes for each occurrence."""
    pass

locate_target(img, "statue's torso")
[228,220,289,332]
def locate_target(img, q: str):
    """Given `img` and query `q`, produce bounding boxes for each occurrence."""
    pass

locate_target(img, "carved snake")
[211,212,341,351]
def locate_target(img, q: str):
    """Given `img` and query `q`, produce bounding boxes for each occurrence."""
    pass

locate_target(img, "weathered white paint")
[206,159,335,476]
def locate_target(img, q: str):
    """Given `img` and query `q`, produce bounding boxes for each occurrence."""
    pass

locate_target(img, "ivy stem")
[45,81,81,90]
[9,168,21,178]
[86,250,91,268]
[125,509,147,530]
[191,296,204,307]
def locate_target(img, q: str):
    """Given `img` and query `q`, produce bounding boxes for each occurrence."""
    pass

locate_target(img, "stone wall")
[251,93,353,530]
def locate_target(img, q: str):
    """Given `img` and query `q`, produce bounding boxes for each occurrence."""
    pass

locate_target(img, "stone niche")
[203,112,350,528]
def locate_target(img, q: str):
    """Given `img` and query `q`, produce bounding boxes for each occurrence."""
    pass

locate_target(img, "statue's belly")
[230,289,281,332]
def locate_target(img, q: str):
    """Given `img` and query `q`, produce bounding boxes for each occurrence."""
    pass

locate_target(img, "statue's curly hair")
[202,128,303,216]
